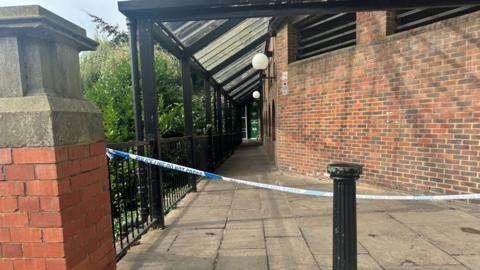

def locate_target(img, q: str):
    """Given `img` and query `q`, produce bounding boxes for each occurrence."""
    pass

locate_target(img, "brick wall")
[268,11,480,197]
[263,19,299,164]
[0,142,115,270]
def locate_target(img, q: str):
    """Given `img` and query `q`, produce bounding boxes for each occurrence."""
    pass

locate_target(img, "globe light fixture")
[252,53,269,70]
[252,90,261,99]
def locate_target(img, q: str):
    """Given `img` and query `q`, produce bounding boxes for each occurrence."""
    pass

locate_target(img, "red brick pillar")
[0,6,115,270]
[356,11,395,43]
[1,144,114,270]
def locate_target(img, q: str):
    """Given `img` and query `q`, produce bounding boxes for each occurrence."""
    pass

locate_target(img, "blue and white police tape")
[106,148,480,201]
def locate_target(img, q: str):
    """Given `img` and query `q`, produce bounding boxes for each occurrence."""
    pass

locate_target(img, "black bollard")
[328,163,363,270]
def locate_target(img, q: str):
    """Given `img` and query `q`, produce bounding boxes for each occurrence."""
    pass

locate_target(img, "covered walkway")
[118,143,480,270]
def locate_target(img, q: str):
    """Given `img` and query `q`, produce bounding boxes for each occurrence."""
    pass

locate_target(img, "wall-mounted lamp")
[252,53,269,71]
[252,90,261,99]
[252,52,276,80]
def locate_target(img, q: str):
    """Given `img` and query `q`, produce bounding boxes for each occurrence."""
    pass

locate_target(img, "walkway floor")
[118,143,480,270]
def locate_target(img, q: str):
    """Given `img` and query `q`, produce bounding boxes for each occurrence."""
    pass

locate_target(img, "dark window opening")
[395,5,480,33]
[294,13,357,60]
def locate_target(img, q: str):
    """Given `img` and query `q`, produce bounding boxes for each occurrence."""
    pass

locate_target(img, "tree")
[88,14,128,45]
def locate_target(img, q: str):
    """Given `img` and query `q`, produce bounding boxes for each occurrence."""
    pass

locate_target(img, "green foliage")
[80,21,208,143]
[159,103,184,138]
[81,41,135,142]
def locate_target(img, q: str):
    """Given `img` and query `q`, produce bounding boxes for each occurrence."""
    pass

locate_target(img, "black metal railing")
[194,135,210,171]
[107,141,156,261]
[158,136,193,213]
[213,134,223,167]
[108,132,243,260]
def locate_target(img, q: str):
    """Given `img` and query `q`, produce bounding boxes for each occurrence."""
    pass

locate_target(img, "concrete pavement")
[118,143,480,270]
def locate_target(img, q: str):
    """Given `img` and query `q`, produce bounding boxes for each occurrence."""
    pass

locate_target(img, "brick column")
[356,11,396,44]
[0,6,115,270]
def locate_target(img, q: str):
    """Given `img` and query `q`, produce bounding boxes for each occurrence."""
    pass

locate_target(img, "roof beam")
[232,81,260,99]
[269,16,288,35]
[210,33,270,75]
[119,0,478,21]
[230,77,259,97]
[235,85,261,104]
[236,94,254,106]
[231,76,260,96]
[152,26,185,59]
[220,64,253,87]
[152,23,228,91]
[233,73,263,101]
[186,18,244,54]
[226,71,259,92]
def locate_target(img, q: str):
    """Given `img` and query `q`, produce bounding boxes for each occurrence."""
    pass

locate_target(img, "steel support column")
[128,18,150,224]
[228,97,234,154]
[231,100,235,146]
[212,86,218,166]
[181,59,197,192]
[138,18,165,228]
[223,92,230,155]
[216,87,223,159]
[128,19,144,143]
[204,80,214,171]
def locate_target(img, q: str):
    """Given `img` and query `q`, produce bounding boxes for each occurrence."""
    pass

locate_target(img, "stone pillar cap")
[0,5,97,50]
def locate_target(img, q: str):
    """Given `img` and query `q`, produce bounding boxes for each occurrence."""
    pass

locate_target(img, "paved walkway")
[118,143,480,270]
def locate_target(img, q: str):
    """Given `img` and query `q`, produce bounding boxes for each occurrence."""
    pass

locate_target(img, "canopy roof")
[119,0,475,104]
[147,17,273,103]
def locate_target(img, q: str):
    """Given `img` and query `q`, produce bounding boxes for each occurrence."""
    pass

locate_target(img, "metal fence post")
[327,163,363,270]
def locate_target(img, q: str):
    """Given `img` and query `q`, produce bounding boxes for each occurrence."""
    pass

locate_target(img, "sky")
[1,0,127,38]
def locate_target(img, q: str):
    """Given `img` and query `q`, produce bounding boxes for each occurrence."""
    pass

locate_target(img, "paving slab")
[300,225,368,255]
[313,254,383,270]
[358,213,458,267]
[264,219,302,237]
[266,237,319,270]
[221,228,265,249]
[166,229,223,257]
[119,254,215,270]
[454,255,480,269]
[383,266,468,270]
[225,220,263,230]
[216,249,268,270]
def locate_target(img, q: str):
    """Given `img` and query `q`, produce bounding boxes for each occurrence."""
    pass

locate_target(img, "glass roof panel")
[194,17,270,70]
[164,20,228,47]
[229,75,259,95]
[233,83,260,100]
[213,43,265,83]
[224,68,258,91]
[160,17,271,92]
